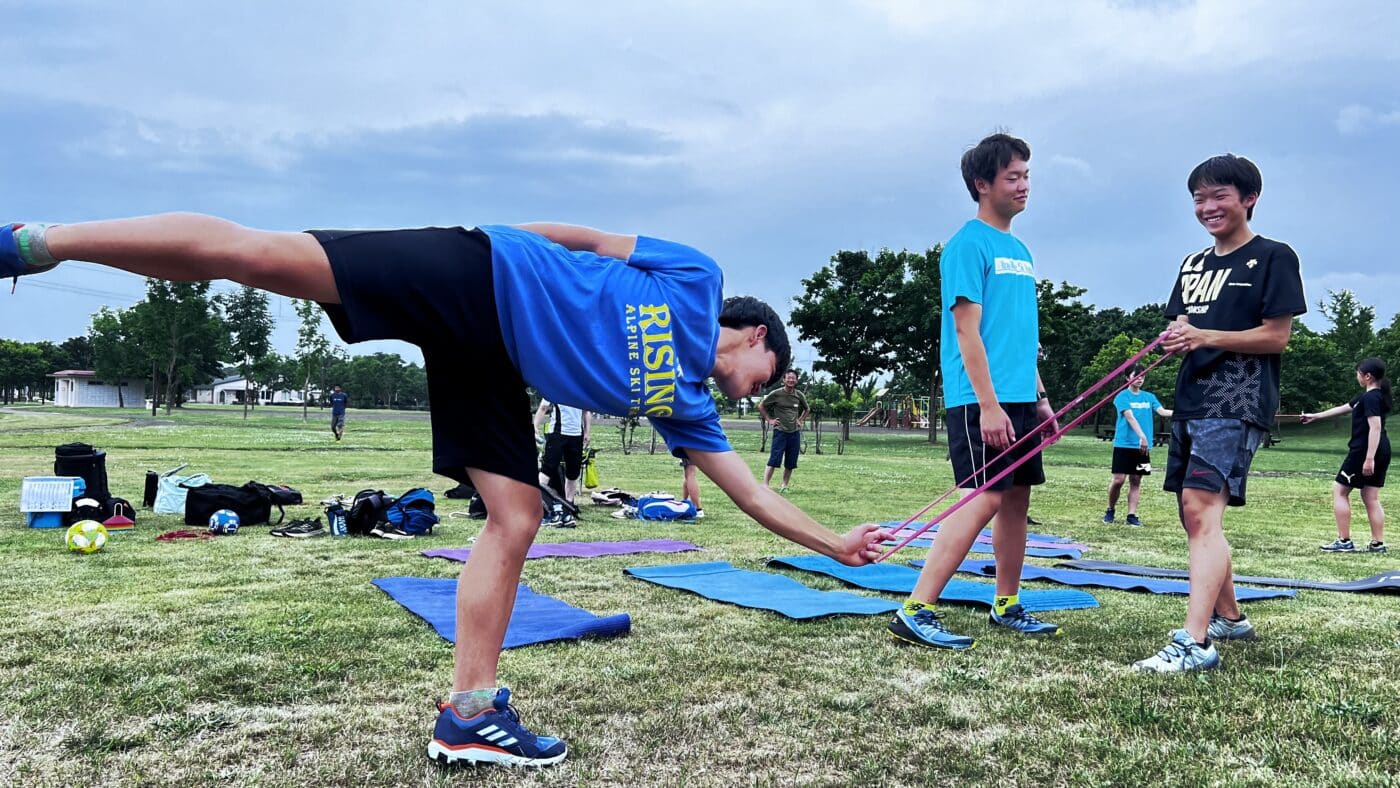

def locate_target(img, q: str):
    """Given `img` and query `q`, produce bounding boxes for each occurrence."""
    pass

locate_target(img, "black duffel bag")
[183,481,286,526]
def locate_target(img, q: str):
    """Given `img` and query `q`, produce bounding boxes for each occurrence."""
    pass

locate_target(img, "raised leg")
[47,213,338,303]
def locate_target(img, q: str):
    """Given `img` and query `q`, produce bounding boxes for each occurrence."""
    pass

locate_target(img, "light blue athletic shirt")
[1112,389,1163,448]
[481,225,731,456]
[940,219,1040,408]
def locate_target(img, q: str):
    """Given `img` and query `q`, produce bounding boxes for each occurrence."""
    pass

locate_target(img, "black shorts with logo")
[1111,446,1153,476]
[1337,447,1390,489]
[946,403,1046,491]
[309,227,537,488]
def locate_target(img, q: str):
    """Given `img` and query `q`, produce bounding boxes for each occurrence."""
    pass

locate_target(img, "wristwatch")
[1036,391,1048,402]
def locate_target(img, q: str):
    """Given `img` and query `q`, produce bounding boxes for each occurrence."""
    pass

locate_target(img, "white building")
[189,375,304,405]
[49,370,147,408]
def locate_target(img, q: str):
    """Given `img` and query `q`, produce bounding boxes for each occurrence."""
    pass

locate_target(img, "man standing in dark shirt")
[1134,154,1307,673]
[329,384,349,441]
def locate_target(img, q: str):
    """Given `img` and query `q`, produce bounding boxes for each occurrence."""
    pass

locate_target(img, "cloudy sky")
[1,0,1396,368]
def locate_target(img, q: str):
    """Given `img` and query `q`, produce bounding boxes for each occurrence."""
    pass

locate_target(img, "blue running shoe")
[988,604,1062,636]
[1132,629,1220,673]
[887,602,976,650]
[1,223,59,281]
[427,689,568,767]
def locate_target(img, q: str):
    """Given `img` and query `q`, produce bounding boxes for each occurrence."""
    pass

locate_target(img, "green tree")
[128,280,228,414]
[57,335,95,371]
[887,245,942,443]
[1036,280,1096,405]
[293,299,336,420]
[89,308,146,408]
[1319,289,1375,367]
[223,286,274,418]
[790,249,903,439]
[1281,321,1351,415]
[0,340,45,403]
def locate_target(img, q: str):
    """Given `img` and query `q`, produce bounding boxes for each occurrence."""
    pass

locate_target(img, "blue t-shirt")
[481,225,731,456]
[1112,389,1162,448]
[940,220,1040,408]
[329,392,348,415]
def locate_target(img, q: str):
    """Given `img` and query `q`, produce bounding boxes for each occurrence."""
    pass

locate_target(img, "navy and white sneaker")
[1320,538,1356,552]
[1125,514,1143,527]
[1206,614,1257,642]
[428,689,568,767]
[1102,508,1115,524]
[887,602,976,650]
[1367,541,1388,554]
[988,604,1062,636]
[1132,629,1220,673]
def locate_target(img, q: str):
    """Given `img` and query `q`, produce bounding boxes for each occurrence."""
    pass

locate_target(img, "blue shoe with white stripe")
[428,689,568,767]
[988,604,1062,636]
[887,602,976,650]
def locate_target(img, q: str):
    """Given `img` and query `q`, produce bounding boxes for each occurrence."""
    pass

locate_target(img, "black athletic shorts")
[946,403,1046,491]
[1337,445,1390,488]
[309,227,537,488]
[1111,446,1153,476]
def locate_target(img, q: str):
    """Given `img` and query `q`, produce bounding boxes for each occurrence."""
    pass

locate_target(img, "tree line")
[785,245,1398,440]
[0,279,428,414]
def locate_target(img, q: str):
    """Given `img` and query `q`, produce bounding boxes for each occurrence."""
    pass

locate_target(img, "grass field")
[1,404,1396,787]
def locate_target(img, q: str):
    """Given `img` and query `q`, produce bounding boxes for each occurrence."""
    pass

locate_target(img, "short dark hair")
[1187,154,1262,220]
[718,295,791,388]
[1126,364,1145,378]
[961,133,1031,203]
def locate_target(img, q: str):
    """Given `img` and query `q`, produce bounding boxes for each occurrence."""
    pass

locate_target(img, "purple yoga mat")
[889,528,1088,553]
[422,539,702,563]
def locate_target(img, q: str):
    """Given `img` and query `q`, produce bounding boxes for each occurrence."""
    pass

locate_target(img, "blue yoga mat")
[768,555,1098,612]
[372,577,632,648]
[884,539,1082,559]
[954,559,1296,601]
[623,561,900,619]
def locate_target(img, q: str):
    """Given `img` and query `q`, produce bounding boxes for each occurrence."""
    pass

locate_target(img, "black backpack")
[465,485,578,522]
[183,482,284,526]
[55,442,110,502]
[347,489,393,535]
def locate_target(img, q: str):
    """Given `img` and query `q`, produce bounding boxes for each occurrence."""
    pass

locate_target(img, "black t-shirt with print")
[1348,389,1391,453]
[1165,235,1307,428]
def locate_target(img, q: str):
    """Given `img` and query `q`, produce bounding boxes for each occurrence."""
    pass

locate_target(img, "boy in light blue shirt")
[1104,364,1172,526]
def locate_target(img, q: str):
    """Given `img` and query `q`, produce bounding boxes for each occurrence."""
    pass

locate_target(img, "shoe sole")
[1132,659,1221,673]
[1320,547,1356,552]
[427,740,567,767]
[285,531,327,539]
[886,623,976,651]
[1211,630,1258,642]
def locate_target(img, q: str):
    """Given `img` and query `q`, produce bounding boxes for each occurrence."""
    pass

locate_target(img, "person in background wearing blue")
[2,213,891,769]
[328,384,349,441]
[1103,364,1172,526]
[1302,357,1391,554]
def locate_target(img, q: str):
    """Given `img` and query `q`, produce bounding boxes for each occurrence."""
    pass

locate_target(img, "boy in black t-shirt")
[1301,357,1392,554]
[1133,154,1308,673]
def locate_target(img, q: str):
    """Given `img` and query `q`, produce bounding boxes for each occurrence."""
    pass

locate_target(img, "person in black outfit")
[1302,357,1391,553]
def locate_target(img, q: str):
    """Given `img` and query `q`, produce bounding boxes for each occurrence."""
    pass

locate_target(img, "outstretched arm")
[686,449,891,565]
[515,223,638,261]
[1301,403,1354,423]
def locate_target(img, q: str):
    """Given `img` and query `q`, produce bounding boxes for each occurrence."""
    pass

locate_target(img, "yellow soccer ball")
[66,519,108,554]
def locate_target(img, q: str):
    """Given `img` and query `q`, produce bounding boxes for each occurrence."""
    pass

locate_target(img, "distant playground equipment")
[855,396,933,430]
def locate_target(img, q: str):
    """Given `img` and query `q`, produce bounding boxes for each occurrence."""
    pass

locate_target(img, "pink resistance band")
[876,333,1175,563]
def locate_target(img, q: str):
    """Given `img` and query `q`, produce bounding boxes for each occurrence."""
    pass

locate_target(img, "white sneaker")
[693,509,705,520]
[1206,614,1257,642]
[1132,629,1220,673]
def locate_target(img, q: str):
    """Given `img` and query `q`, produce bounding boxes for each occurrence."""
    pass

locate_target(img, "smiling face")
[1193,182,1256,240]
[977,155,1030,222]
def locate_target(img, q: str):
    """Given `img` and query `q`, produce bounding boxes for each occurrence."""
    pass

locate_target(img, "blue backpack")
[386,487,439,535]
[636,493,697,521]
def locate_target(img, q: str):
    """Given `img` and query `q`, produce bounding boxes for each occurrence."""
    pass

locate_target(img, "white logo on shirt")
[994,257,1035,277]
[1246,259,1258,268]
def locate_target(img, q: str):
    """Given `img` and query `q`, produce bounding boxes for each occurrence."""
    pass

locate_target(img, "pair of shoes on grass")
[887,601,1061,651]
[271,519,327,538]
[1320,538,1387,553]
[1102,508,1143,527]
